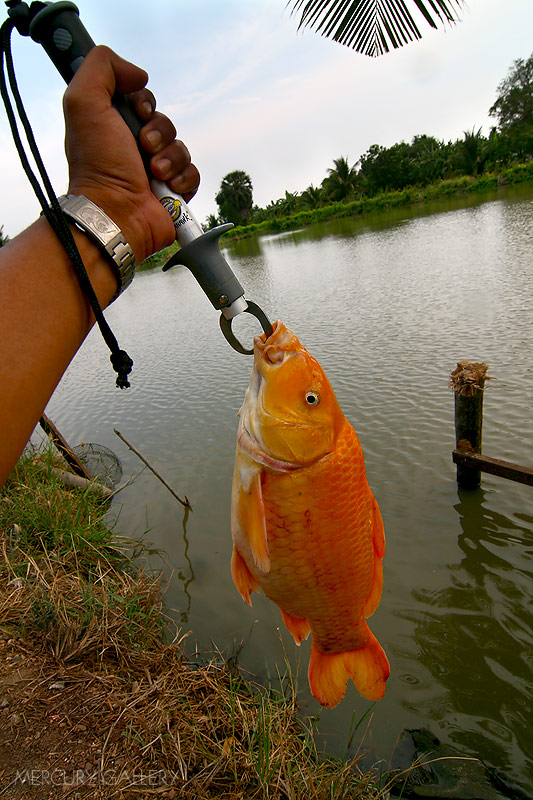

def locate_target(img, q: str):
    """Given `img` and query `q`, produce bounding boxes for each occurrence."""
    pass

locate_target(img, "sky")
[1,0,532,237]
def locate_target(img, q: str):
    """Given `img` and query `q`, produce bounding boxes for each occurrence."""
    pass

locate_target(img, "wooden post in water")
[450,361,489,489]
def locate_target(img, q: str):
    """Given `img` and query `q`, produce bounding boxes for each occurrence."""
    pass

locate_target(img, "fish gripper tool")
[5,0,274,355]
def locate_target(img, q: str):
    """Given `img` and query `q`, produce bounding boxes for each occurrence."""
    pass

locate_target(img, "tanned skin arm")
[0,46,200,487]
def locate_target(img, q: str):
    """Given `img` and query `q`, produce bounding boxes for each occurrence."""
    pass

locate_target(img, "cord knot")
[110,349,134,389]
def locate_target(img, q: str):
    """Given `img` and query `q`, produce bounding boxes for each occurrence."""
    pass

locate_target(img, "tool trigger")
[219,301,274,355]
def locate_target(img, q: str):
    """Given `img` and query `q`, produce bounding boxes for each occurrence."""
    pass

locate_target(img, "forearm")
[0,216,118,485]
[0,46,200,488]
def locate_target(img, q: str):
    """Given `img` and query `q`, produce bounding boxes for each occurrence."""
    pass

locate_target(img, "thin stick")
[113,428,192,510]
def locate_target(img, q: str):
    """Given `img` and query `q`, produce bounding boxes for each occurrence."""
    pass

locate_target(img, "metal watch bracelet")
[57,194,136,301]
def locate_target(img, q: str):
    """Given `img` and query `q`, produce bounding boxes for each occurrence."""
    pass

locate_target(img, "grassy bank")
[0,449,400,799]
[224,162,533,241]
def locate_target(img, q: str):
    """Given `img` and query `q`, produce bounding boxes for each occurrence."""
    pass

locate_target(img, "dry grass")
[0,450,392,799]
[449,361,491,397]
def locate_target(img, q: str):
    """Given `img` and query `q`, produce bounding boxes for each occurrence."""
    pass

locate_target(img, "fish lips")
[253,320,298,374]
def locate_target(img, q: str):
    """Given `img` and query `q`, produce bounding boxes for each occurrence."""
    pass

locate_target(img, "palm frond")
[287,0,465,57]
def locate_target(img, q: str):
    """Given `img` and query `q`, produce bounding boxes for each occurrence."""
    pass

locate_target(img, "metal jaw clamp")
[161,217,273,354]
[219,301,274,355]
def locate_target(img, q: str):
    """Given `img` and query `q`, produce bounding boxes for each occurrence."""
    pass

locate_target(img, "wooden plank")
[452,450,533,487]
[39,413,92,480]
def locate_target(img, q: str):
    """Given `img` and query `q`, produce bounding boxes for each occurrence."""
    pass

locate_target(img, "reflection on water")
[176,507,194,623]
[46,187,533,796]
[406,487,532,782]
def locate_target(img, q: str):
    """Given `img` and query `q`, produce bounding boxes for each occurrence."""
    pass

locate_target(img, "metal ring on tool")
[219,301,274,355]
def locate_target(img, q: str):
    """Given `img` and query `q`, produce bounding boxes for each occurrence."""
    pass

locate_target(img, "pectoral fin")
[238,470,270,573]
[231,546,258,606]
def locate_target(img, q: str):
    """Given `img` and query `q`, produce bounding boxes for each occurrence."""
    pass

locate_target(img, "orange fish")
[230,321,390,708]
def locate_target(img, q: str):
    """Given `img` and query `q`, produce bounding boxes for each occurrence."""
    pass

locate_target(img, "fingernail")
[169,175,186,193]
[143,101,153,117]
[145,129,162,148]
[155,157,171,176]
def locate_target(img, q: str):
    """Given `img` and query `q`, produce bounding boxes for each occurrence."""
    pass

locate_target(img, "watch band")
[58,194,136,300]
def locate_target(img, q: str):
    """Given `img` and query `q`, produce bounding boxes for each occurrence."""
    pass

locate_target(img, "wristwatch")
[57,194,136,300]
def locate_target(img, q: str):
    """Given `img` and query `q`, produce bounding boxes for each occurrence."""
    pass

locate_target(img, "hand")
[63,46,200,263]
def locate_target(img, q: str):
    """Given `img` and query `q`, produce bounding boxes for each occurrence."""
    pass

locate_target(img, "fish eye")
[305,390,321,406]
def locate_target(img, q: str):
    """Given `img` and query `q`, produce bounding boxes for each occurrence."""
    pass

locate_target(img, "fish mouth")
[253,320,298,373]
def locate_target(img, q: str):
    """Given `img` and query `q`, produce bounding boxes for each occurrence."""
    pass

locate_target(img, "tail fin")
[308,628,390,708]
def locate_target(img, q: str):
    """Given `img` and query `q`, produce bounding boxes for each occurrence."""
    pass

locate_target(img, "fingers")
[128,88,156,122]
[167,162,201,201]
[139,112,200,200]
[150,140,200,200]
[66,45,201,210]
[139,111,176,153]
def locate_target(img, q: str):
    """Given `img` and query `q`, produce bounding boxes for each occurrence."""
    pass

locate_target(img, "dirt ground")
[0,636,179,799]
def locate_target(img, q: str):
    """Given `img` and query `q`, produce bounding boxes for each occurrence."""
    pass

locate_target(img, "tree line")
[1,54,530,241]
[211,53,533,228]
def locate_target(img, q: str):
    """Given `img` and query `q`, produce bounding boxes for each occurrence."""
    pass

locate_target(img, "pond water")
[45,186,532,795]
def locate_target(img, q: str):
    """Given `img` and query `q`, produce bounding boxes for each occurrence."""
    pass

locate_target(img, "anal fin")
[364,496,385,618]
[364,558,383,618]
[280,609,311,645]
[371,495,385,559]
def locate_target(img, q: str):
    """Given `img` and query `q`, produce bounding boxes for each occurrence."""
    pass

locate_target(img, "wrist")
[58,194,136,301]
[66,183,164,264]
[33,214,118,316]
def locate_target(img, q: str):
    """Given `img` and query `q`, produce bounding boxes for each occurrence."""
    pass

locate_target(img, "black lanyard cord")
[0,18,133,388]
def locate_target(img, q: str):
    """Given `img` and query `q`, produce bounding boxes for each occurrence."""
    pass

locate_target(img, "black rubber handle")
[28,2,95,83]
[27,1,149,168]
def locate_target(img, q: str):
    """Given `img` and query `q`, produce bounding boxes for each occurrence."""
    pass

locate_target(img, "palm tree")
[322,156,358,201]
[300,184,323,209]
[203,213,220,231]
[459,127,487,175]
[215,170,254,225]
[287,0,464,58]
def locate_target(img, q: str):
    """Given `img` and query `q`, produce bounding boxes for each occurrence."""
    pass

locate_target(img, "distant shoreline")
[223,162,533,241]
